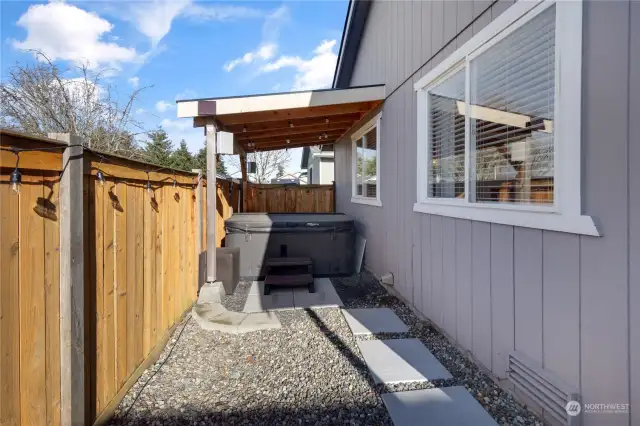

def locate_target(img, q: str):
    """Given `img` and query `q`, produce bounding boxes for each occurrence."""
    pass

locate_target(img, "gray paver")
[381,386,499,426]
[293,278,343,308]
[357,339,453,384]
[342,308,409,335]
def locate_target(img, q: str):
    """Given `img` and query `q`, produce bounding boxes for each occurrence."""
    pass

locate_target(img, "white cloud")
[135,108,146,115]
[155,100,175,112]
[12,3,138,70]
[222,5,289,72]
[260,39,338,91]
[129,0,191,47]
[181,4,264,22]
[224,43,277,72]
[160,118,203,153]
[128,76,140,88]
[128,1,263,47]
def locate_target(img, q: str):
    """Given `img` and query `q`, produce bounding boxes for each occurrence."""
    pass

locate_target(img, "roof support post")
[205,122,218,283]
[49,132,85,425]
[240,153,247,212]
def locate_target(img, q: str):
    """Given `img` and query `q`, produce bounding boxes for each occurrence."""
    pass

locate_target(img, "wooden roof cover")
[176,84,385,152]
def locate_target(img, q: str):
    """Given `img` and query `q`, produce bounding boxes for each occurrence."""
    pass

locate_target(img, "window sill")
[413,202,600,236]
[351,197,382,207]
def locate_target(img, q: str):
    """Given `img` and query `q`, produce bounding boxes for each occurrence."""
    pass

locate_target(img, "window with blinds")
[352,115,381,203]
[428,68,466,199]
[422,4,556,207]
[470,5,555,205]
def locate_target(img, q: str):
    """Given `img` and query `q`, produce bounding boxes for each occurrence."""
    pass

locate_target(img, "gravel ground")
[110,272,542,426]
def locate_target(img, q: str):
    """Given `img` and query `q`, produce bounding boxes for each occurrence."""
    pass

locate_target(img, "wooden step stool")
[264,257,314,295]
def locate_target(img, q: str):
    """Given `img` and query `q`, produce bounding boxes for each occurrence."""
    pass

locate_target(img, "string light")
[286,138,290,144]
[289,120,294,128]
[323,133,328,139]
[146,172,153,197]
[10,164,21,194]
[325,117,329,124]
[96,170,105,186]
[243,126,247,132]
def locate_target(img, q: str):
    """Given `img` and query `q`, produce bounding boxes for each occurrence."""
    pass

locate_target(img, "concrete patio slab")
[243,278,343,312]
[357,339,452,383]
[292,278,343,309]
[381,386,498,426]
[342,308,409,335]
[243,290,295,312]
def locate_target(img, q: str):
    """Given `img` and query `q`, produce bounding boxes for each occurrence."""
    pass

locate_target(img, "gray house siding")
[334,1,637,425]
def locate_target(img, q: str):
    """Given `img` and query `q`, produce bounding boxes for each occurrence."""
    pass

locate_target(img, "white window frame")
[413,0,599,236]
[351,112,382,207]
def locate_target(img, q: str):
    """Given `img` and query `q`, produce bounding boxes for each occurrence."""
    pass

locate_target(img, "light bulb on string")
[9,151,21,194]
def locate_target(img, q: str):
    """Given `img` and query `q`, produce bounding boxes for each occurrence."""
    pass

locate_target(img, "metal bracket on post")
[49,132,85,426]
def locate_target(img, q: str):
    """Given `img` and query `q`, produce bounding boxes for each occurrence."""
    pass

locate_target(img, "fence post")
[192,168,204,290]
[49,133,85,425]
[205,122,217,283]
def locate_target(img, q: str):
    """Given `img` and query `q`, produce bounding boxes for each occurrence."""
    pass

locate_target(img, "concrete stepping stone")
[381,386,498,426]
[342,308,409,335]
[357,339,452,384]
[293,278,343,309]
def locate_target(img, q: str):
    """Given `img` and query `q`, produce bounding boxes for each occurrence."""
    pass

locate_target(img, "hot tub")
[224,213,355,280]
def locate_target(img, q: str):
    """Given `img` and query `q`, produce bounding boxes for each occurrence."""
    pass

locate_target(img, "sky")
[0,0,348,176]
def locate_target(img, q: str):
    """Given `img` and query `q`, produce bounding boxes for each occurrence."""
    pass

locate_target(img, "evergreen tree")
[144,127,173,167]
[171,139,194,171]
[193,140,228,176]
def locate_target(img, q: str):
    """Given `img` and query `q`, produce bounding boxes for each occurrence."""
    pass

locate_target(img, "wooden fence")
[244,183,335,213]
[0,131,204,425]
[0,130,336,426]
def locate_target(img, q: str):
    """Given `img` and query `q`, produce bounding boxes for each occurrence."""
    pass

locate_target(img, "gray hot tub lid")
[224,213,355,232]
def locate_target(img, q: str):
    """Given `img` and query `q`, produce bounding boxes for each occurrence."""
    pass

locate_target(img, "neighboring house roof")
[333,0,373,89]
[301,146,335,169]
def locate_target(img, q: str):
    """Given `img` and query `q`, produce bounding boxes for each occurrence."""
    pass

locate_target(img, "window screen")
[428,68,466,199]
[470,5,555,205]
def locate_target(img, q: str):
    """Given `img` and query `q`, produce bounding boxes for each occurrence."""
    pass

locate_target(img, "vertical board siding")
[541,232,580,388]
[336,1,635,423]
[0,179,21,426]
[455,219,473,351]
[514,228,543,364]
[89,176,199,422]
[580,2,630,424]
[0,139,213,425]
[19,176,47,425]
[0,174,61,426]
[490,224,514,379]
[442,217,457,338]
[471,222,492,369]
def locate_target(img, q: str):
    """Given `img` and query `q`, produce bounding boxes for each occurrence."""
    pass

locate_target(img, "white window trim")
[351,113,382,207]
[413,0,599,236]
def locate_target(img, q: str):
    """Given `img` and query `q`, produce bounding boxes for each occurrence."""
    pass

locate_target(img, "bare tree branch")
[0,50,150,158]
